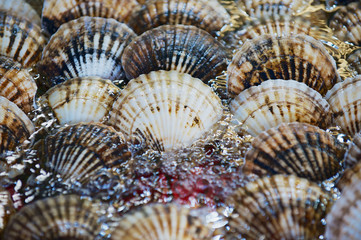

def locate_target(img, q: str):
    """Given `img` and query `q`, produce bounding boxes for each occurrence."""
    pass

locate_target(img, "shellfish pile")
[0,0,361,239]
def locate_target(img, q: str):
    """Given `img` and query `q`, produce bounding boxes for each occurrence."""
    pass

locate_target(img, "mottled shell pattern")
[347,49,361,75]
[344,132,361,169]
[0,0,41,25]
[337,161,361,192]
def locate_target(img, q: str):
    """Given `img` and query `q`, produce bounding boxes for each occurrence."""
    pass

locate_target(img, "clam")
[38,16,136,89]
[107,70,223,151]
[110,203,213,239]
[230,80,331,136]
[41,0,139,35]
[226,174,332,239]
[325,75,361,137]
[38,77,121,125]
[227,34,340,98]
[346,48,361,75]
[122,25,228,83]
[344,132,361,169]
[0,56,37,113]
[243,122,345,182]
[0,96,35,153]
[0,11,46,67]
[0,0,40,25]
[37,123,131,184]
[127,0,230,36]
[0,187,15,235]
[3,194,103,239]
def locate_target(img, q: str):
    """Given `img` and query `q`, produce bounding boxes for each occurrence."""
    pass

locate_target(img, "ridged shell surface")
[0,0,40,25]
[39,77,121,125]
[3,194,102,239]
[227,34,339,97]
[110,203,213,240]
[0,56,37,113]
[107,70,223,151]
[0,96,34,153]
[344,132,361,169]
[0,11,46,67]
[226,174,332,239]
[121,25,228,83]
[325,75,361,137]
[127,0,230,35]
[230,80,331,136]
[337,161,361,191]
[0,187,15,235]
[243,122,345,182]
[39,16,136,88]
[39,123,131,184]
[347,49,361,75]
[41,0,139,35]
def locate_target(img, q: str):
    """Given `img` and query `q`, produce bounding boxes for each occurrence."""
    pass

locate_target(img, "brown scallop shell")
[347,48,361,75]
[344,132,361,169]
[0,0,40,25]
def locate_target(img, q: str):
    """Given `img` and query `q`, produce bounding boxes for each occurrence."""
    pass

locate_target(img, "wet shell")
[227,34,340,98]
[39,77,121,125]
[38,123,131,184]
[0,0,40,25]
[3,194,103,239]
[0,11,46,67]
[328,2,361,45]
[0,96,34,153]
[337,161,361,191]
[41,0,139,35]
[346,48,361,75]
[230,80,331,136]
[226,174,332,239]
[110,203,213,239]
[127,0,230,36]
[243,122,345,182]
[0,56,37,113]
[326,178,361,240]
[344,132,361,169]
[122,25,228,83]
[0,187,15,235]
[38,16,136,89]
[325,75,361,137]
[107,70,223,151]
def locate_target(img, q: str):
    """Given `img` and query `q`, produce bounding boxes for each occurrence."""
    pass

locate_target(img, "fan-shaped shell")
[107,70,223,151]
[325,75,361,137]
[230,80,330,136]
[0,56,37,113]
[347,48,361,75]
[3,194,103,239]
[226,174,332,239]
[39,77,121,125]
[0,0,40,25]
[38,16,136,89]
[0,96,34,153]
[243,122,345,182]
[0,187,15,235]
[227,34,340,98]
[38,123,131,184]
[344,132,361,169]
[41,0,139,35]
[127,0,230,36]
[110,203,213,239]
[0,11,46,67]
[122,25,228,83]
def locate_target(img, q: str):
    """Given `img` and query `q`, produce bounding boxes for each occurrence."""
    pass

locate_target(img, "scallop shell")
[344,132,361,169]
[230,80,331,136]
[3,194,103,239]
[110,203,213,240]
[122,25,228,83]
[0,187,15,235]
[0,56,37,113]
[127,0,230,36]
[0,96,34,153]
[325,75,361,137]
[226,174,332,239]
[0,0,40,25]
[39,77,121,125]
[328,2,361,45]
[326,178,361,240]
[107,70,223,151]
[227,34,340,98]
[337,161,361,191]
[243,122,345,182]
[38,123,131,184]
[0,11,46,67]
[38,16,136,89]
[347,48,361,75]
[41,0,139,35]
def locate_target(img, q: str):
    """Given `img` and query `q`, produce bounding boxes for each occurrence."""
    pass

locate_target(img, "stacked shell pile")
[0,0,360,239]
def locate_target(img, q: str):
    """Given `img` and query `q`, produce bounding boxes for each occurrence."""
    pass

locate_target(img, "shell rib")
[230,80,331,136]
[107,70,223,151]
[38,16,136,88]
[127,0,230,35]
[243,122,345,182]
[227,34,340,98]
[344,132,361,169]
[226,175,332,239]
[39,77,121,125]
[0,0,40,25]
[121,25,228,83]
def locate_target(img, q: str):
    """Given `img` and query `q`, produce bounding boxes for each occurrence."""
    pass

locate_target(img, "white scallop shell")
[0,0,40,25]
